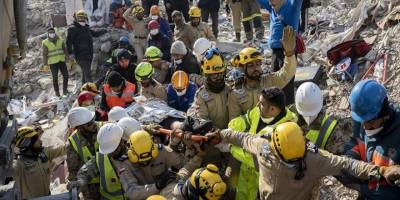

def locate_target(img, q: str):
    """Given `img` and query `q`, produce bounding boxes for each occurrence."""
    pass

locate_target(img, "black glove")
[225,4,231,15]
[155,170,177,190]
[183,116,213,135]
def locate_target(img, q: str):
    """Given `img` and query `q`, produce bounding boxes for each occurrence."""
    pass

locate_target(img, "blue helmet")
[119,36,129,45]
[350,79,387,122]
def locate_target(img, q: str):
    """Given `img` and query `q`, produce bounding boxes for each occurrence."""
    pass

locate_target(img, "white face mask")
[79,22,86,26]
[151,15,159,20]
[85,105,96,112]
[111,90,120,95]
[48,33,56,39]
[175,59,183,64]
[176,88,187,96]
[365,127,384,137]
[303,115,318,126]
[261,117,274,124]
[150,29,159,35]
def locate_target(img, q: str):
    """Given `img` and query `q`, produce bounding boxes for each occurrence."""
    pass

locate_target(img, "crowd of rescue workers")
[11,0,400,199]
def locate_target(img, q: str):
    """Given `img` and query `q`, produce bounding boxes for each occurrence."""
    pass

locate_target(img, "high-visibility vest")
[42,38,65,65]
[96,153,125,200]
[305,114,337,149]
[103,81,136,108]
[228,106,298,200]
[68,131,100,184]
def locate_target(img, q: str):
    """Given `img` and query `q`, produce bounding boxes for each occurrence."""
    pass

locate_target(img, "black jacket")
[96,63,137,87]
[66,22,104,60]
[166,49,200,83]
[198,0,220,12]
[148,33,172,62]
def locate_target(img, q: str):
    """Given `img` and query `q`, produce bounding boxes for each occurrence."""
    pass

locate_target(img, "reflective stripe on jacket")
[42,38,65,65]
[305,114,337,149]
[103,81,136,108]
[96,153,125,200]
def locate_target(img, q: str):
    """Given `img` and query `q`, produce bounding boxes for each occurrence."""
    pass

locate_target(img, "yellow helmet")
[132,6,145,16]
[189,7,201,18]
[127,130,158,163]
[75,9,87,20]
[189,164,227,200]
[270,122,306,161]
[80,82,99,96]
[146,195,166,200]
[236,47,262,65]
[16,126,40,147]
[201,48,226,74]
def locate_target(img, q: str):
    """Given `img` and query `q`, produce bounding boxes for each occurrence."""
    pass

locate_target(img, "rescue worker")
[188,7,216,41]
[117,116,142,140]
[166,41,202,86]
[109,0,132,28]
[108,106,129,122]
[148,20,172,62]
[77,91,108,121]
[172,11,195,49]
[227,0,243,42]
[98,49,137,86]
[227,26,297,120]
[42,27,69,97]
[80,82,102,106]
[193,37,213,62]
[198,0,220,39]
[167,71,197,112]
[345,79,400,199]
[123,6,149,62]
[187,48,229,129]
[149,5,172,41]
[227,87,297,200]
[164,0,190,24]
[141,0,159,17]
[206,122,400,199]
[66,107,100,199]
[295,82,341,152]
[104,36,136,69]
[12,126,66,199]
[143,46,170,84]
[240,0,264,41]
[67,10,106,83]
[85,0,107,27]
[119,130,185,199]
[135,62,167,101]
[257,0,303,105]
[171,164,227,200]
[77,123,127,200]
[100,71,136,112]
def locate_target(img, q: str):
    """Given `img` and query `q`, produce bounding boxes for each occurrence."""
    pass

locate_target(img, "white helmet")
[67,107,95,128]
[117,117,142,140]
[97,123,124,154]
[295,82,323,117]
[193,38,212,57]
[108,106,128,122]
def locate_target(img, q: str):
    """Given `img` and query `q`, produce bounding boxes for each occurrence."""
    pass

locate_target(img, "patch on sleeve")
[118,167,126,175]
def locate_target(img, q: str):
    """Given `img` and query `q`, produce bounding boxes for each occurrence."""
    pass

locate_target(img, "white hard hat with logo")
[97,123,124,154]
[67,107,95,128]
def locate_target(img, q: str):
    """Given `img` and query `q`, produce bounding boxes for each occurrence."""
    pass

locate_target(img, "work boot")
[244,32,253,43]
[55,91,61,97]
[233,32,241,42]
[183,116,214,135]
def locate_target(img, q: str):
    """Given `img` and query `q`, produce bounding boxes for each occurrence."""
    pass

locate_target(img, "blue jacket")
[257,0,302,49]
[345,106,400,200]
[148,33,171,62]
[167,82,197,112]
[157,17,172,42]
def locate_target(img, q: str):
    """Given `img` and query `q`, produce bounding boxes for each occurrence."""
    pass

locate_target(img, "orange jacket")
[103,81,136,109]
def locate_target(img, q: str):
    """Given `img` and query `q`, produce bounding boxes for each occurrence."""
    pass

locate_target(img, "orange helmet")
[171,71,189,90]
[150,5,160,15]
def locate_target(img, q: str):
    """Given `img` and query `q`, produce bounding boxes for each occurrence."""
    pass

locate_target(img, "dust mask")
[175,59,183,64]
[48,33,56,39]
[365,127,384,137]
[111,90,120,95]
[261,117,274,124]
[150,29,159,35]
[176,88,187,96]
[79,22,86,26]
[151,15,159,20]
[303,115,318,126]
[85,105,96,112]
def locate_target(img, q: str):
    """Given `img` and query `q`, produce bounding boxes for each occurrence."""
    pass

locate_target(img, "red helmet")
[148,20,160,30]
[78,91,95,105]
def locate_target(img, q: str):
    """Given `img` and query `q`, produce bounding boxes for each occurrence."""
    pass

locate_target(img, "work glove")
[155,170,177,190]
[69,54,75,61]
[225,4,231,15]
[380,165,400,186]
[281,26,296,57]
[205,130,222,145]
[42,65,50,72]
[143,123,162,135]
[215,142,231,152]
[183,116,213,135]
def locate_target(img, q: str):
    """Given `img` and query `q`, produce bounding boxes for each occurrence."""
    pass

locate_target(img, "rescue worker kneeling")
[66,107,101,199]
[206,122,400,199]
[12,126,66,199]
[119,130,184,200]
[77,123,127,200]
[100,71,136,112]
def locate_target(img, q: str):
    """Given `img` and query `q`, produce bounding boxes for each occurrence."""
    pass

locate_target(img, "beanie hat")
[171,41,187,55]
[117,49,131,61]
[107,71,124,87]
